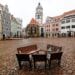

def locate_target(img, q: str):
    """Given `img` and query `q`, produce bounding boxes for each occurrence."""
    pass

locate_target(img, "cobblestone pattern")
[0,38,75,75]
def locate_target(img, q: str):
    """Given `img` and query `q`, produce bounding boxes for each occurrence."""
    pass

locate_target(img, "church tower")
[35,3,44,37]
[35,3,43,24]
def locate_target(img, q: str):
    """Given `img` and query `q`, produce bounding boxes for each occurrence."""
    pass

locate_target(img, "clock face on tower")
[37,9,42,12]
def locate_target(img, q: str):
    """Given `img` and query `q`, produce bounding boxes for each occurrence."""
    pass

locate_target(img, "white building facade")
[16,18,22,37]
[0,4,11,40]
[61,10,75,37]
[10,15,22,38]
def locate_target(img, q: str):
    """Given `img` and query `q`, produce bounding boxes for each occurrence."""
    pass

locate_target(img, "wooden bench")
[48,52,63,69]
[47,44,62,52]
[17,44,37,54]
[16,54,32,70]
[32,54,47,69]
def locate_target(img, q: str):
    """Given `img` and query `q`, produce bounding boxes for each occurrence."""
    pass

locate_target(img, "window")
[7,28,8,30]
[41,28,44,33]
[56,28,59,31]
[49,34,50,36]
[66,19,70,23]
[52,29,55,31]
[48,25,50,27]
[72,25,75,28]
[56,24,58,26]
[34,27,36,34]
[61,20,65,24]
[66,26,70,29]
[32,27,36,33]
[31,27,32,34]
[37,15,40,19]
[53,24,55,26]
[55,34,56,36]
[72,19,75,22]
[61,26,65,29]
[0,10,1,14]
[47,29,48,31]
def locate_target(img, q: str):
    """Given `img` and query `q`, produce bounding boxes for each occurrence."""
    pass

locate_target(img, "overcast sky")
[0,0,75,28]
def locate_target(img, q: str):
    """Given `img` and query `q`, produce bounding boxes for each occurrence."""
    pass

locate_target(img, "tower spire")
[38,2,40,5]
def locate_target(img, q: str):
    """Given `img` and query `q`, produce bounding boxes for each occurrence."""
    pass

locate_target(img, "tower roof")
[36,2,43,9]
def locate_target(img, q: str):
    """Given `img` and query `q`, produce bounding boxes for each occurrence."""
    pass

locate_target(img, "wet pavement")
[0,37,75,75]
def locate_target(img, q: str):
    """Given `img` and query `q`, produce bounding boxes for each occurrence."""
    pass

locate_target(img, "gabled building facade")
[10,15,22,38]
[44,16,61,37]
[26,18,39,37]
[10,15,18,37]
[16,18,22,37]
[0,4,11,40]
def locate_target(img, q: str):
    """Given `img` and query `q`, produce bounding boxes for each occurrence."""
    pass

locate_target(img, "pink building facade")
[44,16,61,37]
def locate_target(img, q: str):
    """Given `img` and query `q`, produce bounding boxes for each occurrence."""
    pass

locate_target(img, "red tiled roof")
[29,18,39,25]
[63,9,75,16]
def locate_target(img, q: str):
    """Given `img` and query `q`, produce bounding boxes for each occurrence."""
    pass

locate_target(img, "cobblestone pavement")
[0,37,75,75]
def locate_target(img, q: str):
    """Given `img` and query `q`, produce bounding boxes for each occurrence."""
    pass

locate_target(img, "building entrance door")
[41,28,44,37]
[3,34,5,40]
[68,31,72,37]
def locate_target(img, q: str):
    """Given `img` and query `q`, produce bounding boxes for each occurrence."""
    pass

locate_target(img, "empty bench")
[48,52,63,69]
[16,54,32,70]
[17,44,37,54]
[47,44,62,52]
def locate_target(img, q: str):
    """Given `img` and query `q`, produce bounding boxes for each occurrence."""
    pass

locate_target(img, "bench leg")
[58,60,61,66]
[49,60,51,70]
[45,61,47,69]
[18,61,22,69]
[29,61,32,70]
[34,61,36,69]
